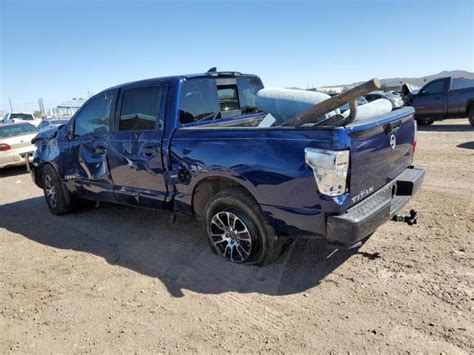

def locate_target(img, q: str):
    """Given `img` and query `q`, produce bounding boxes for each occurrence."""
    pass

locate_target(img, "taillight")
[413,120,418,153]
[304,148,350,196]
[0,143,11,151]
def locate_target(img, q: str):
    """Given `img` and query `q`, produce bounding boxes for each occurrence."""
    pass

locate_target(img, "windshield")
[0,123,38,138]
[10,113,35,121]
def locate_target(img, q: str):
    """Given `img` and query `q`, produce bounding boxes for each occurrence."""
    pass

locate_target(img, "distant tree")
[33,111,42,118]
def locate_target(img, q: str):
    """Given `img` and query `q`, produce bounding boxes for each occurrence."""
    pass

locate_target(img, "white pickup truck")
[2,112,42,127]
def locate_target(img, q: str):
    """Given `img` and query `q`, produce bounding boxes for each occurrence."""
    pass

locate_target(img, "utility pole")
[8,97,13,112]
[38,98,45,116]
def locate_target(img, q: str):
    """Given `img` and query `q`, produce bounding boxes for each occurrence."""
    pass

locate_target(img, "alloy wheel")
[44,174,57,208]
[210,211,252,262]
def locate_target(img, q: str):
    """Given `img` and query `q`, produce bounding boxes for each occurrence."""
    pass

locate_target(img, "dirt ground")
[0,119,472,353]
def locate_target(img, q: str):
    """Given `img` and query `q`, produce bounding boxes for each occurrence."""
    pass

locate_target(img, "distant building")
[56,98,85,117]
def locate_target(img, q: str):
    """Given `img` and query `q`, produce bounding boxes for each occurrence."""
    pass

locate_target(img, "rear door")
[412,79,448,119]
[107,83,168,209]
[347,108,416,205]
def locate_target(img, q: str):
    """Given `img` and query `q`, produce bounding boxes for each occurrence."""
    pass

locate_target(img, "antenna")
[207,67,217,73]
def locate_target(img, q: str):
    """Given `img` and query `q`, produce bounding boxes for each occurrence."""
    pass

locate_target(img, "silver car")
[0,122,38,169]
[365,91,404,109]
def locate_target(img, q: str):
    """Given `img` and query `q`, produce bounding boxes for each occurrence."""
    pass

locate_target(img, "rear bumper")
[0,149,34,169]
[326,166,425,247]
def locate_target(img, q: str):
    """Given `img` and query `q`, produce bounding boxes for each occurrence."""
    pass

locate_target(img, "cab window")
[179,79,220,124]
[421,80,446,95]
[119,86,163,131]
[237,76,264,114]
[217,85,240,111]
[74,92,114,137]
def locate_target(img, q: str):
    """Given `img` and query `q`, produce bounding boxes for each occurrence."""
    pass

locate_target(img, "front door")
[63,90,116,201]
[107,83,168,209]
[413,79,447,119]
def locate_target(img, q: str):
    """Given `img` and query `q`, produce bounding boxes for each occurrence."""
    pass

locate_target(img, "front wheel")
[41,165,76,215]
[417,119,434,125]
[468,104,474,127]
[203,187,281,265]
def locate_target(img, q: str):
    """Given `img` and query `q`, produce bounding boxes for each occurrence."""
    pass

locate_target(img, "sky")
[1,0,473,112]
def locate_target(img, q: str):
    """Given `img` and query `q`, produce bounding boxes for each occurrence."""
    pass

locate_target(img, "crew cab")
[31,71,424,265]
[408,77,474,125]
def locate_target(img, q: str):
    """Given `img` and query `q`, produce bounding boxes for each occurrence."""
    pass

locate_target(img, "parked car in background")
[365,91,404,109]
[38,118,69,131]
[0,122,38,169]
[2,112,42,127]
[407,77,474,125]
[31,71,424,265]
[339,96,368,113]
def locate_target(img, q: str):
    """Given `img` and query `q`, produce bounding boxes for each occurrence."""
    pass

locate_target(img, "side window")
[237,76,264,114]
[179,79,220,124]
[451,79,474,90]
[421,80,446,95]
[74,92,114,137]
[119,86,162,131]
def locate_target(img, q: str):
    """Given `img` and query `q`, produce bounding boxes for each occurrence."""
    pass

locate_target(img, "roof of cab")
[99,71,259,94]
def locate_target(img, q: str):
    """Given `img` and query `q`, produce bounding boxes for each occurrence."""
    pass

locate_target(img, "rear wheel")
[203,187,282,265]
[468,104,474,126]
[41,165,76,215]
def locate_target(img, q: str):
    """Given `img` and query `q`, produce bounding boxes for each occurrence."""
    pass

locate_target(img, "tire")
[468,104,474,127]
[41,164,76,215]
[417,119,433,125]
[203,187,281,265]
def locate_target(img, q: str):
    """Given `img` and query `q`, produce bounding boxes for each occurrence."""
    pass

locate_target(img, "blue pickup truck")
[31,71,424,265]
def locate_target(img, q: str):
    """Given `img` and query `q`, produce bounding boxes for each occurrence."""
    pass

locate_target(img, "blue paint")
[31,72,417,242]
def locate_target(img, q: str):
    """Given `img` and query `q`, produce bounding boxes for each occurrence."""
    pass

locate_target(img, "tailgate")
[347,107,416,205]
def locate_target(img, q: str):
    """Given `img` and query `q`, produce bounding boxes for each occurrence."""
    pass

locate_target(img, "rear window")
[179,79,220,124]
[10,113,34,121]
[119,86,163,131]
[451,79,474,90]
[0,124,37,138]
[217,85,240,111]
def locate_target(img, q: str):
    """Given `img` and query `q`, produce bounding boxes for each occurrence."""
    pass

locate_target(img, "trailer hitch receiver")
[392,209,418,225]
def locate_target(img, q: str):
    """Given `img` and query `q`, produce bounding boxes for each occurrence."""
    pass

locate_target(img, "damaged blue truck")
[31,71,424,265]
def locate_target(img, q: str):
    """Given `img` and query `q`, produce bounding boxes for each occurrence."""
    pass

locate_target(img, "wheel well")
[192,177,255,219]
[467,100,474,113]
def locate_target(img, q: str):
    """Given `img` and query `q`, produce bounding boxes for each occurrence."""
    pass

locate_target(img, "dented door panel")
[108,131,167,208]
[64,135,115,202]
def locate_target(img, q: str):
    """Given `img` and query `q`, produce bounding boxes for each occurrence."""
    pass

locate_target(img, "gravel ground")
[0,119,473,353]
